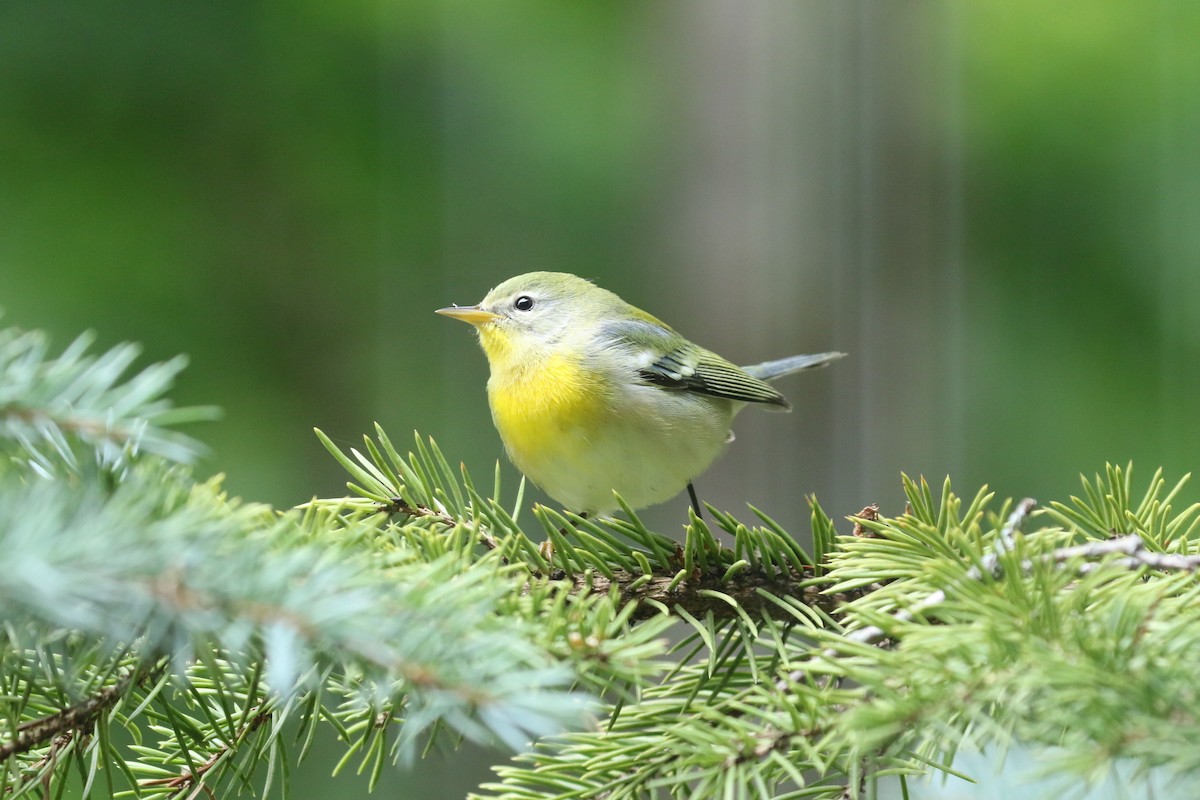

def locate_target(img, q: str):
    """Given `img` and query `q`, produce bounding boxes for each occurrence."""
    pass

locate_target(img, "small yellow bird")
[437,272,843,516]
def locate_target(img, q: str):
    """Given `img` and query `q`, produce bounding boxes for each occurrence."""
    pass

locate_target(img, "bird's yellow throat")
[476,325,607,474]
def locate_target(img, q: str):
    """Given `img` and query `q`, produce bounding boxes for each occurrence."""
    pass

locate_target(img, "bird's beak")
[435,305,501,326]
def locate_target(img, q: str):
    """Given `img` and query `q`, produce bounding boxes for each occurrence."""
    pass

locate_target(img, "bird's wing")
[598,319,790,408]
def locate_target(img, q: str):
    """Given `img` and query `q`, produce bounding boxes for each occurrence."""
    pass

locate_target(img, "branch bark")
[577,567,865,622]
[0,660,166,762]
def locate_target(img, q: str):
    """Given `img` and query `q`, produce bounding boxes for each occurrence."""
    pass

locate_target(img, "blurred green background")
[3,1,1199,796]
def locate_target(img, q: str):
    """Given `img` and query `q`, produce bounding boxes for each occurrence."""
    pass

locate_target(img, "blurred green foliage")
[2,1,1199,796]
[954,0,1200,502]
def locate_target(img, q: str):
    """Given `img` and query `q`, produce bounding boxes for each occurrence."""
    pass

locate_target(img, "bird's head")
[437,272,619,366]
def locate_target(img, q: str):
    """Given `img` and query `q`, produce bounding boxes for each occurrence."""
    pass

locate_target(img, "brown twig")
[578,566,865,622]
[0,661,165,762]
[381,497,499,551]
[139,709,273,797]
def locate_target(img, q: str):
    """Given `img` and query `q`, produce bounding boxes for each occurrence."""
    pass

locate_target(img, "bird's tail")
[741,351,846,382]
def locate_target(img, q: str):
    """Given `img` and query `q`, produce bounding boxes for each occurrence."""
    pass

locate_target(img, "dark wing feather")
[599,319,790,408]
[642,351,790,408]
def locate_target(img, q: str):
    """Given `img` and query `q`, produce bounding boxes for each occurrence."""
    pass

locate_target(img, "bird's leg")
[686,482,704,519]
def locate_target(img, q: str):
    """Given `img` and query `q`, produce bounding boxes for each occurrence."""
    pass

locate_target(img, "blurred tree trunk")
[650,1,966,523]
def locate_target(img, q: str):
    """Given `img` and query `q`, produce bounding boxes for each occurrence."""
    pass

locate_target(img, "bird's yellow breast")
[475,324,736,513]
[479,330,607,476]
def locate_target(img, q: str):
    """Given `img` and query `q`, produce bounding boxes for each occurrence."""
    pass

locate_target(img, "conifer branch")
[993,495,1039,551]
[0,660,165,761]
[0,328,215,469]
[843,496,1040,649]
[1055,533,1200,572]
[576,567,859,622]
[380,496,500,550]
[138,706,273,796]
[11,323,1200,799]
[820,493,1198,662]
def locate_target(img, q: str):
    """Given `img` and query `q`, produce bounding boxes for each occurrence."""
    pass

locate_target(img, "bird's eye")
[514,295,535,311]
